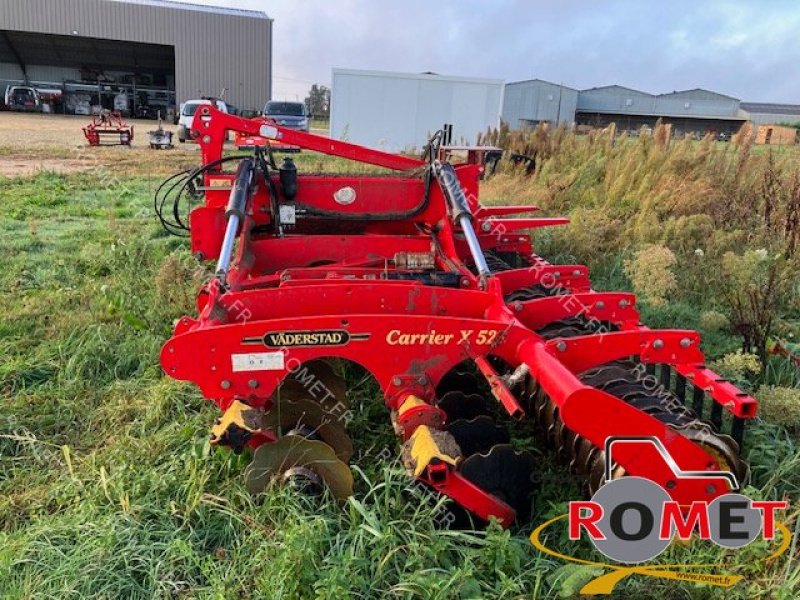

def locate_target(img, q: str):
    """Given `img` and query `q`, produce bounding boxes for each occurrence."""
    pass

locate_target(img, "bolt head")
[417,376,427,385]
[481,221,492,232]
[248,379,259,389]
[595,301,605,309]
[556,341,567,352]
[680,337,692,348]
[572,269,582,276]
[619,299,630,307]
[392,376,402,386]
[652,339,665,350]
[220,380,231,390]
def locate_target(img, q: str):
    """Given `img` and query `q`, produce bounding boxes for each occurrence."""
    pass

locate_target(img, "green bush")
[757,386,800,430]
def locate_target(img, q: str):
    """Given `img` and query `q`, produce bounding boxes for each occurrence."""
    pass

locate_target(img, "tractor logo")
[530,437,790,595]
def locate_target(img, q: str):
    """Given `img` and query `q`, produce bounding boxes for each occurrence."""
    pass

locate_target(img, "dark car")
[263,101,309,132]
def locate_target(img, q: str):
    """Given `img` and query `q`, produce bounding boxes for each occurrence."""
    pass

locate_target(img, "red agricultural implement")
[157,105,756,526]
[83,110,133,146]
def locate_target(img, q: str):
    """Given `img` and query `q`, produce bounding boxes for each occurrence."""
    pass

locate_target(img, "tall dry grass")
[480,123,800,364]
[481,122,800,258]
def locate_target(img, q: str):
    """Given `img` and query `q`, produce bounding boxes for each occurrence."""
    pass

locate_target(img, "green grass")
[1,159,799,599]
[310,118,330,133]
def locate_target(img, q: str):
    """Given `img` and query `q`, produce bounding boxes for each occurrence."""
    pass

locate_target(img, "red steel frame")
[161,106,758,525]
[82,111,133,146]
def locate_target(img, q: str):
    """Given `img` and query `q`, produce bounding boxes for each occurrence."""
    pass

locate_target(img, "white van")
[177,98,229,143]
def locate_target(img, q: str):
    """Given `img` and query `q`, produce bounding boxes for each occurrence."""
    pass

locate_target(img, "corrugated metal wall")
[0,0,271,109]
[502,80,577,128]
[0,61,80,83]
[577,86,657,115]
[654,90,739,118]
[746,112,800,125]
[740,103,800,126]
[331,69,504,152]
[0,62,25,80]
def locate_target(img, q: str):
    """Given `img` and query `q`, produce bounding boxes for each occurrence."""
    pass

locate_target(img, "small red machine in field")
[157,106,756,526]
[83,110,133,146]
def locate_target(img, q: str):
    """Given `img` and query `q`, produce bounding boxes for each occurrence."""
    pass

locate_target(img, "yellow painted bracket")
[398,395,427,418]
[408,425,458,477]
[210,399,261,446]
[395,394,445,439]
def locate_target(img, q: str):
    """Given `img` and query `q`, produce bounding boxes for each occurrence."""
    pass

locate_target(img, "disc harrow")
[158,106,759,527]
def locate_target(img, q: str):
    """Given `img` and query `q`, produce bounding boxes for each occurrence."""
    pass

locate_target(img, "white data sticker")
[279,204,296,224]
[231,351,285,372]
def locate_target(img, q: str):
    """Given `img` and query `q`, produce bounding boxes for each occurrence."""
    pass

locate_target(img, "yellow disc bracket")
[394,395,445,439]
[210,399,265,453]
[402,425,461,477]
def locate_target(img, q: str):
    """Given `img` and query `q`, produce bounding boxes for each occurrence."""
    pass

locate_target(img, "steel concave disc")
[276,358,349,411]
[436,390,490,422]
[262,397,353,462]
[447,416,510,456]
[459,444,537,522]
[244,434,353,499]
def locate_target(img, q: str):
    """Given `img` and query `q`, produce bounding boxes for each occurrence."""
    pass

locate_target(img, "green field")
[1,122,800,599]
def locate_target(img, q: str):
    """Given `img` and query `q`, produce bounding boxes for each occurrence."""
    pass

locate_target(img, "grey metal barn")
[501,79,577,129]
[0,0,272,112]
[576,86,746,136]
[741,102,800,126]
[503,80,754,137]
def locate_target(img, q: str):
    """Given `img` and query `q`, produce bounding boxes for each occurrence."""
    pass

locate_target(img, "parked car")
[177,98,229,142]
[262,100,309,132]
[4,85,41,112]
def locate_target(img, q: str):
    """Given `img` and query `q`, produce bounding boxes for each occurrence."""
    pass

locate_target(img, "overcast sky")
[197,0,799,103]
